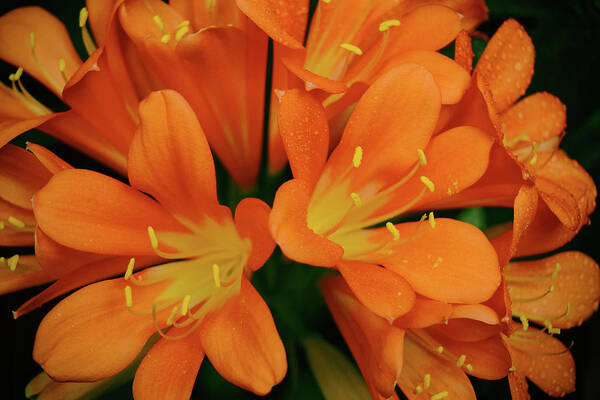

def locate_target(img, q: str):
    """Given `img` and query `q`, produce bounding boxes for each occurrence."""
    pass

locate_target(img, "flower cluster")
[0,1,597,400]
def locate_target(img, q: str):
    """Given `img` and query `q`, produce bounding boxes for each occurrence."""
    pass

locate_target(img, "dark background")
[0,0,599,399]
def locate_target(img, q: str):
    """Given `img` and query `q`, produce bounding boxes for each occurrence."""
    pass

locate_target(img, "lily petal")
[0,144,51,209]
[234,198,275,272]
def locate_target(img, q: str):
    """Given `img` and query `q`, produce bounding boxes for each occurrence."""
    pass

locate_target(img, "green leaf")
[456,207,487,230]
[303,337,371,400]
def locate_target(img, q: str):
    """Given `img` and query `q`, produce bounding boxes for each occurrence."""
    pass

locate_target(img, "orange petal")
[87,0,121,47]
[385,218,500,304]
[508,370,531,400]
[62,48,137,157]
[454,30,473,73]
[503,326,575,397]
[501,92,566,145]
[429,318,502,342]
[128,90,222,221]
[33,169,184,255]
[393,296,453,329]
[397,332,476,400]
[236,0,307,49]
[0,255,53,295]
[450,304,500,325]
[33,279,166,381]
[281,50,348,93]
[171,0,242,28]
[506,251,600,329]
[270,179,343,267]
[376,50,471,105]
[234,198,275,272]
[0,82,39,120]
[132,328,204,400]
[338,260,416,320]
[277,89,329,187]
[0,144,51,209]
[424,330,510,380]
[406,0,488,31]
[39,110,127,175]
[0,7,82,95]
[199,277,286,395]
[328,63,440,187]
[26,142,72,174]
[0,198,35,246]
[321,275,405,398]
[475,19,534,113]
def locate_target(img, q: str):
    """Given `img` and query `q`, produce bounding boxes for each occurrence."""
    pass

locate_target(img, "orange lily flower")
[238,0,488,173]
[269,63,501,322]
[434,19,596,263]
[30,90,285,397]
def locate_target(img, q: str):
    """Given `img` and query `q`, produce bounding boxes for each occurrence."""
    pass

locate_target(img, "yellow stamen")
[428,211,436,229]
[420,176,435,192]
[353,146,363,168]
[436,346,444,354]
[466,364,473,372]
[153,15,165,32]
[432,256,443,269]
[147,226,158,249]
[124,257,135,280]
[58,58,67,83]
[176,20,190,29]
[7,216,25,229]
[504,133,531,148]
[212,264,222,287]
[379,19,401,32]
[175,26,189,41]
[417,148,427,166]
[166,306,179,326]
[7,255,19,271]
[520,315,529,331]
[124,286,133,308]
[322,0,331,3]
[423,373,431,389]
[548,327,561,335]
[529,142,539,165]
[340,43,363,56]
[161,34,171,44]
[414,386,423,395]
[508,366,517,372]
[552,263,561,279]
[79,7,89,28]
[430,392,449,400]
[350,192,362,207]
[456,354,466,367]
[0,221,4,229]
[11,66,23,81]
[181,294,192,315]
[386,222,400,241]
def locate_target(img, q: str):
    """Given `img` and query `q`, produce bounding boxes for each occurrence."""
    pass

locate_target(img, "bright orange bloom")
[269,63,501,321]
[239,0,488,172]
[29,90,285,397]
[435,19,596,264]
[0,0,269,187]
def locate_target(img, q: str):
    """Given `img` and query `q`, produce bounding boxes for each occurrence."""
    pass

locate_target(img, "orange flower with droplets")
[269,63,501,322]
[238,0,488,173]
[29,90,285,397]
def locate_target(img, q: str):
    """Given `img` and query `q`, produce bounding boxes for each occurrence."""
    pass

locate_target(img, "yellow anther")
[11,67,24,81]
[181,294,192,315]
[430,391,449,400]
[340,43,363,56]
[520,315,529,331]
[423,373,431,389]
[386,222,400,241]
[58,58,66,72]
[166,306,179,326]
[152,15,165,31]
[160,34,171,43]
[212,263,221,287]
[465,364,473,372]
[436,346,444,354]
[7,255,19,271]
[0,221,4,229]
[350,192,362,207]
[549,284,555,292]
[420,176,435,192]
[124,285,133,308]
[147,226,158,249]
[529,144,539,165]
[508,366,517,372]
[548,327,561,335]
[176,20,190,29]
[379,19,401,32]
[124,257,135,280]
[397,291,402,296]
[353,146,363,168]
[414,386,423,395]
[456,354,466,367]
[8,216,25,229]
[79,7,89,28]
[322,0,331,3]
[432,257,443,269]
[552,263,561,279]
[29,32,36,50]
[566,302,571,317]
[428,211,436,229]
[417,148,427,166]
[175,26,189,41]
